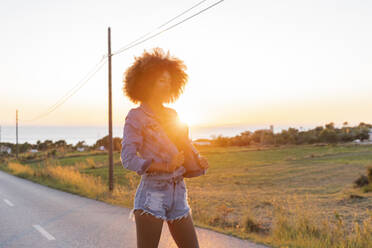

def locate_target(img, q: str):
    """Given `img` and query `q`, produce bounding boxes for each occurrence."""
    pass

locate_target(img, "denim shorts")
[128,174,191,223]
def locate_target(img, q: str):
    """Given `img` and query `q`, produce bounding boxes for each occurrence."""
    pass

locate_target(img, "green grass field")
[1,143,372,247]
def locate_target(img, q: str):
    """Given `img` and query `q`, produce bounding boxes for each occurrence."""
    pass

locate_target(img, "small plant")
[217,203,234,223]
[367,166,372,183]
[25,153,37,160]
[349,194,365,200]
[242,214,264,233]
[86,158,97,168]
[209,204,235,228]
[354,175,369,187]
[74,161,88,170]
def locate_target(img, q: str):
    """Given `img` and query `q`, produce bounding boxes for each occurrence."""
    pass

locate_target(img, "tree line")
[0,135,122,155]
[1,122,371,155]
[208,122,372,147]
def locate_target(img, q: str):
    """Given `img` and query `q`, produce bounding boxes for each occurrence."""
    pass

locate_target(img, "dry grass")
[41,165,106,199]
[4,161,136,207]
[269,194,372,248]
[3,144,372,247]
[8,162,34,176]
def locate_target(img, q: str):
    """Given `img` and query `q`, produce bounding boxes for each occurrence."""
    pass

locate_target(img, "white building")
[29,149,38,153]
[193,141,211,146]
[77,147,85,152]
[0,146,11,154]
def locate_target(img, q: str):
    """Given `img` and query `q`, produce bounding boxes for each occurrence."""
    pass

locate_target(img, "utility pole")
[16,110,19,159]
[108,27,114,192]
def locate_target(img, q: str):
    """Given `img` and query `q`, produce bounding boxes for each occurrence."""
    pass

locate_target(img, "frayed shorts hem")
[128,208,191,223]
[167,209,191,223]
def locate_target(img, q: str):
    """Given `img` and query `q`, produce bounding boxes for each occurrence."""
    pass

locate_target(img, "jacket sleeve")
[120,110,153,175]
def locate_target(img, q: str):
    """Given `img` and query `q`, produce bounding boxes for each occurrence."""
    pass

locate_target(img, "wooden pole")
[108,27,114,191]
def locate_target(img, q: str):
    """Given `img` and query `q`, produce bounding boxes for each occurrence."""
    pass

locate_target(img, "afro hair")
[123,47,188,104]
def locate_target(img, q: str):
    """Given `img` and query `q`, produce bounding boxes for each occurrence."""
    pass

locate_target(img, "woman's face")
[151,70,172,103]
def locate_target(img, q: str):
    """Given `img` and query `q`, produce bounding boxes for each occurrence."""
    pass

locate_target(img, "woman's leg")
[134,209,164,248]
[167,214,199,248]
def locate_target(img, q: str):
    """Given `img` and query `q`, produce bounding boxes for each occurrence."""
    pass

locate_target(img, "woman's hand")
[198,155,209,170]
[168,151,184,172]
[146,151,184,173]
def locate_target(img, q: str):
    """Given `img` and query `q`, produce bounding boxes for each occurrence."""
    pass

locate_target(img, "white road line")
[3,199,14,207]
[32,225,56,240]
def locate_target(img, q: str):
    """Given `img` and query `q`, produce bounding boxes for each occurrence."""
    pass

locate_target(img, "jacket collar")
[140,102,173,123]
[139,102,156,118]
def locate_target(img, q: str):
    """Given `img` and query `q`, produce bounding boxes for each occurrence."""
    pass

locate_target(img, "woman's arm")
[146,151,184,173]
[120,110,153,175]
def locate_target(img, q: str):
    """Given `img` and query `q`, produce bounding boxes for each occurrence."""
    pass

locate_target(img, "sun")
[175,108,200,127]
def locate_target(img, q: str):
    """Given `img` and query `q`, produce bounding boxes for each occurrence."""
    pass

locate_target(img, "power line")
[18,0,224,122]
[111,0,224,56]
[43,55,108,115]
[157,0,209,29]
[111,0,209,55]
[20,58,107,122]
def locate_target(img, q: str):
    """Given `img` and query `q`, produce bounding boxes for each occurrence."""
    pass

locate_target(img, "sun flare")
[175,108,200,127]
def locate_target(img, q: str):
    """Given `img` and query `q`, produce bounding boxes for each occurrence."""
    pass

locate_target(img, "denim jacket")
[120,102,205,180]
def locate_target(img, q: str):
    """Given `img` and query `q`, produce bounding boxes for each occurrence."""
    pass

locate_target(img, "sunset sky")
[1,0,372,130]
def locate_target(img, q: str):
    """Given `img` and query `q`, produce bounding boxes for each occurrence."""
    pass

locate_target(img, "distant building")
[0,146,11,154]
[193,141,211,146]
[77,147,85,152]
[369,128,372,142]
[29,149,38,153]
[98,146,105,151]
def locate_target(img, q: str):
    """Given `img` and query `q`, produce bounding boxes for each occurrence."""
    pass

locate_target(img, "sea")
[0,124,314,146]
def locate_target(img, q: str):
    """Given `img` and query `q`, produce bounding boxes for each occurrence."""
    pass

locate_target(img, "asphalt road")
[0,170,269,248]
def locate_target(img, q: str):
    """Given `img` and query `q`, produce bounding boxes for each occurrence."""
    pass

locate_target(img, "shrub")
[354,175,369,187]
[368,166,372,183]
[86,158,97,168]
[242,214,263,233]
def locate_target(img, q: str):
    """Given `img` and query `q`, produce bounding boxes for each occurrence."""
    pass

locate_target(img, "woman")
[120,48,209,248]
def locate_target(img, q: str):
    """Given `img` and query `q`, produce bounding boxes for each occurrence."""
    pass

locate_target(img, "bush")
[25,154,37,160]
[354,175,369,187]
[368,166,372,183]
[48,149,57,157]
[243,214,264,233]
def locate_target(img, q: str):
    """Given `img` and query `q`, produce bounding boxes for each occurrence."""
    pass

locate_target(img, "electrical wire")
[111,0,224,56]
[18,0,224,122]
[20,57,107,122]
[111,0,209,56]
